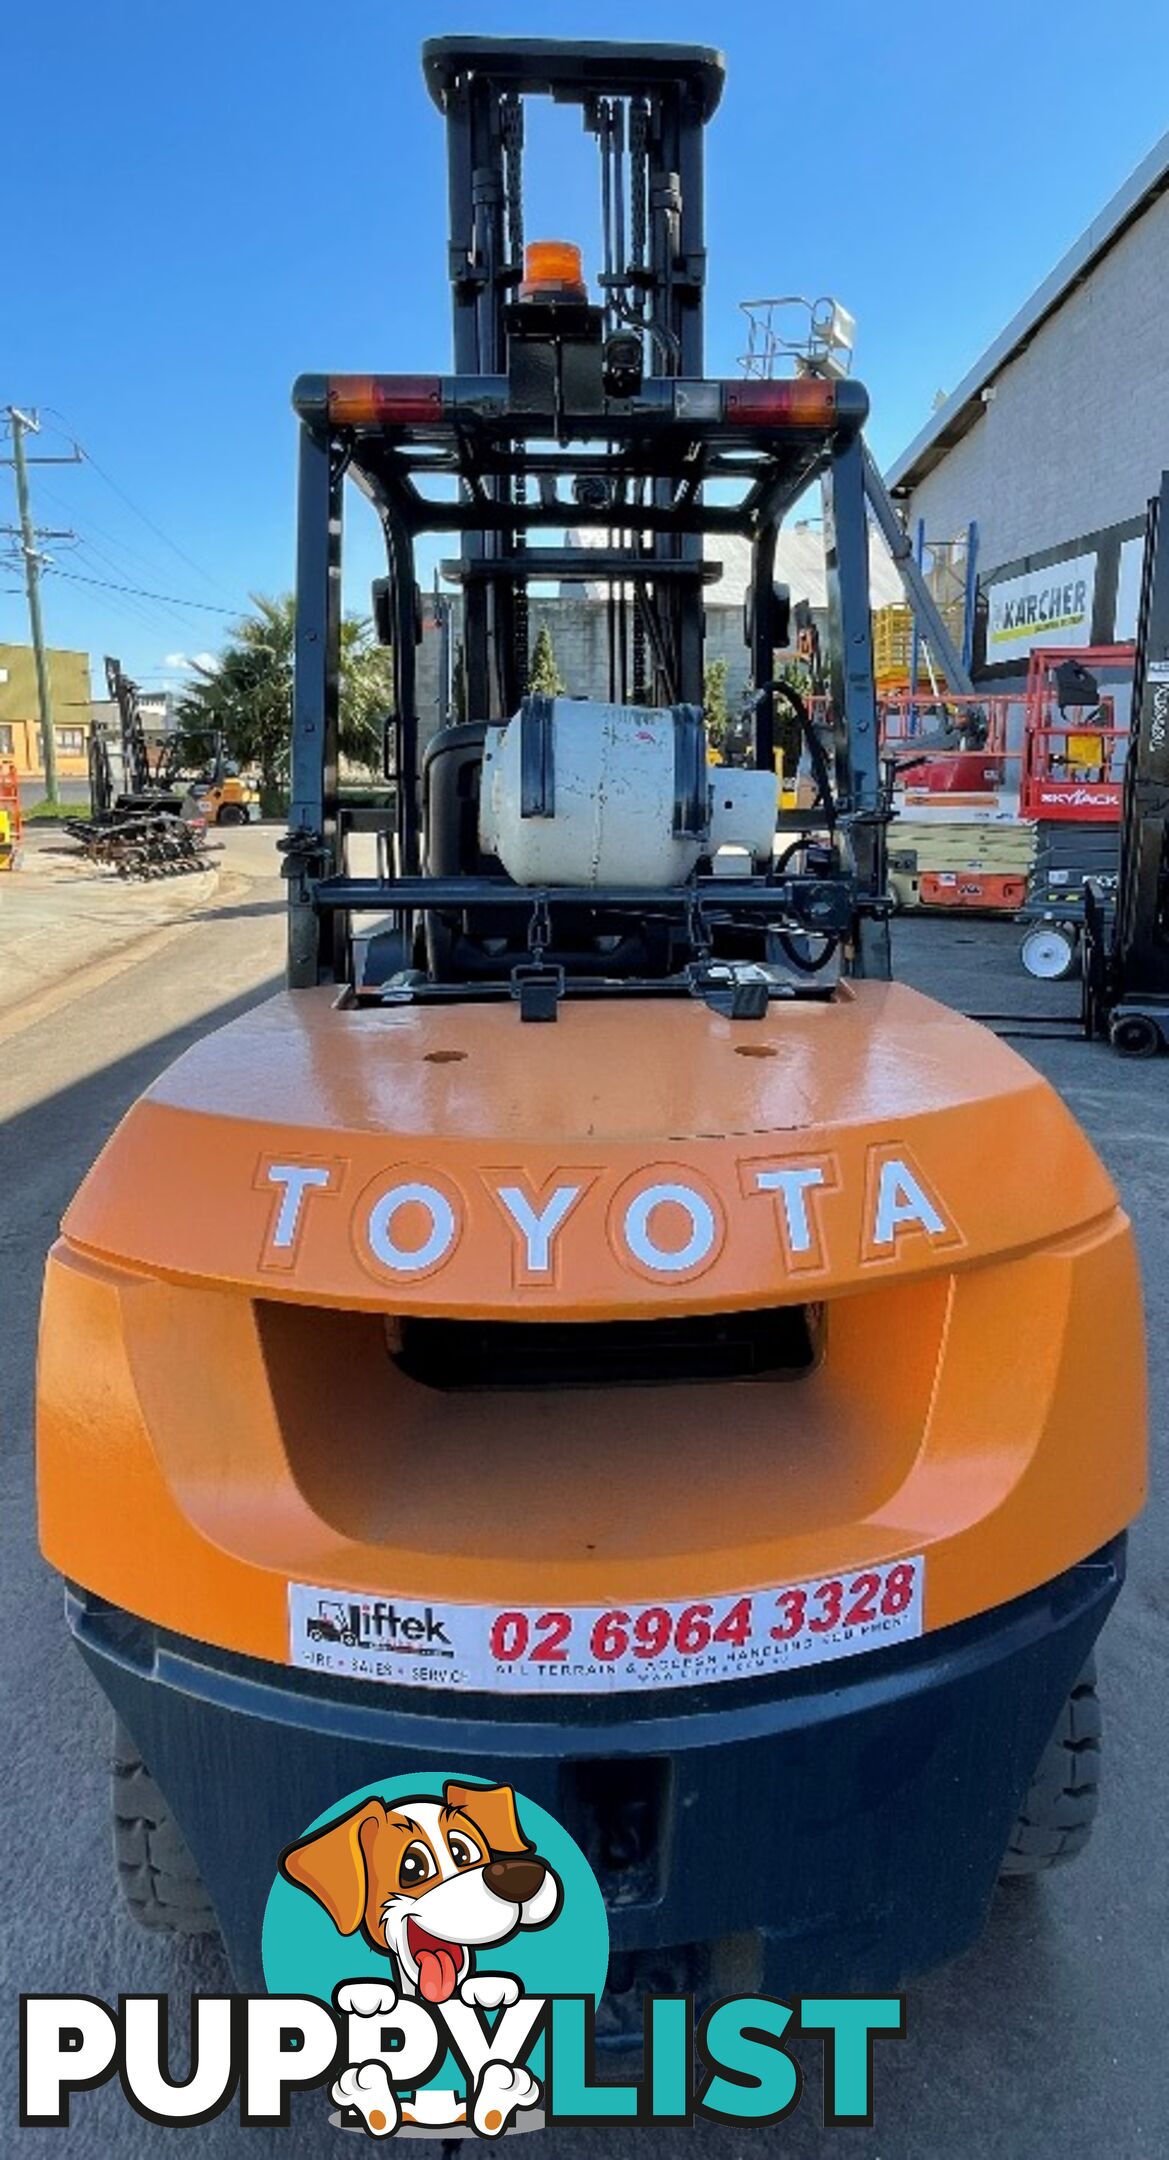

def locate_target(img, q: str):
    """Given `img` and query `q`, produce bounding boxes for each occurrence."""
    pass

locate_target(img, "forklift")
[92,655,256,827]
[1084,471,1169,1052]
[38,37,1146,2019]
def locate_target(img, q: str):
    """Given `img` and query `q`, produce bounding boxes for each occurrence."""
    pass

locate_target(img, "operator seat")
[422,722,491,877]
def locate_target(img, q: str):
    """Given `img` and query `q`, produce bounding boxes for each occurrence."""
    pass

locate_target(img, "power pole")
[2,407,80,802]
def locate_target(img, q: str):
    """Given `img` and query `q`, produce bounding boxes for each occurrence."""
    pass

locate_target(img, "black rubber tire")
[1000,1656,1102,1877]
[216,802,247,826]
[112,1718,218,1934]
[1110,1013,1163,1058]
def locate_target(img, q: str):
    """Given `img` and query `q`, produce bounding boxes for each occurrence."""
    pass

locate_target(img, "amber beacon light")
[519,239,589,302]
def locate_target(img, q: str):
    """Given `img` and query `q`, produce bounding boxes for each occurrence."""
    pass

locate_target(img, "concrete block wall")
[904,189,1169,578]
[415,596,757,734]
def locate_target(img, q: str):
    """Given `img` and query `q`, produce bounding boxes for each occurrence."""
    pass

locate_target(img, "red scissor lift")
[880,693,1029,915]
[875,650,1132,959]
[1017,645,1132,978]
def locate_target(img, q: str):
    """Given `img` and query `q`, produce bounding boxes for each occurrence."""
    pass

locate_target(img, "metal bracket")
[510,961,565,1021]
[689,960,781,1019]
[276,827,331,881]
[520,693,556,817]
[672,702,708,837]
[526,891,553,959]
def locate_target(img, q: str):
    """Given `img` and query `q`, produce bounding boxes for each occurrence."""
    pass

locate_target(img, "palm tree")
[177,594,393,813]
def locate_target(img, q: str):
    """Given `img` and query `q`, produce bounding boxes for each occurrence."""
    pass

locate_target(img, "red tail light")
[325,376,444,426]
[723,378,838,427]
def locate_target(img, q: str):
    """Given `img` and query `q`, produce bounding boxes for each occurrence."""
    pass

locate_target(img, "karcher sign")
[986,552,1096,654]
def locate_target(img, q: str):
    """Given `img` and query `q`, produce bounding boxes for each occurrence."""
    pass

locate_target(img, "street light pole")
[7,406,59,801]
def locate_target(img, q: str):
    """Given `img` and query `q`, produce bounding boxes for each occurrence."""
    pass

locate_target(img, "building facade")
[887,132,1169,685]
[0,644,93,781]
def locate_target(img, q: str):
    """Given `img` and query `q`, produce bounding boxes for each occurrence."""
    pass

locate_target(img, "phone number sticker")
[288,1557,924,1693]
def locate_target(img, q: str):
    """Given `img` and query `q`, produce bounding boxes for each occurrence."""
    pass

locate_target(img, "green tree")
[176,593,393,813]
[703,655,730,750]
[528,622,565,696]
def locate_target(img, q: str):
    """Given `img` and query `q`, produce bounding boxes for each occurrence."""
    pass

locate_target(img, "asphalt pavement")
[1,854,1165,2155]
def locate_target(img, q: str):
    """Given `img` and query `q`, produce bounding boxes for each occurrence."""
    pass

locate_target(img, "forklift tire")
[216,803,248,826]
[1109,1013,1163,1058]
[999,1657,1101,1877]
[1019,922,1079,981]
[112,1718,218,1935]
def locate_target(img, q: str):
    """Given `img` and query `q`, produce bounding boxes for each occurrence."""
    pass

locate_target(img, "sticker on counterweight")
[287,1557,924,1693]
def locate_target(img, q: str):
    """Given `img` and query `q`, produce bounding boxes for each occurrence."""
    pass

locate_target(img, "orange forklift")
[38,37,1145,2023]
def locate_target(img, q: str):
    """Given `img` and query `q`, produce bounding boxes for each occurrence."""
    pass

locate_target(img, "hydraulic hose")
[772,833,840,977]
[752,679,837,826]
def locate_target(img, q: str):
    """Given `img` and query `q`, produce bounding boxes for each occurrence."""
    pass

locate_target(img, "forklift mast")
[1112,473,1169,990]
[423,36,719,723]
[1084,470,1169,1052]
[286,36,886,995]
[104,656,152,799]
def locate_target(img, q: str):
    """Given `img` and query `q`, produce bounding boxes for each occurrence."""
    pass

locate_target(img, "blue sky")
[3,0,1167,693]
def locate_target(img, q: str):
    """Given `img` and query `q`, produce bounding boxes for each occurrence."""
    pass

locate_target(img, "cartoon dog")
[280,1781,561,2135]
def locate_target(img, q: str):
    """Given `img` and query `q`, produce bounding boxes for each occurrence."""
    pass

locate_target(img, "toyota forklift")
[38,37,1145,2019]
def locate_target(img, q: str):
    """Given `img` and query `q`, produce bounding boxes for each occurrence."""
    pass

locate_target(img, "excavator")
[38,37,1145,2029]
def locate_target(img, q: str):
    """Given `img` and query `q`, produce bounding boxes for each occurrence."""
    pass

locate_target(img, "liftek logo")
[305,1600,452,1651]
[20,1773,905,2137]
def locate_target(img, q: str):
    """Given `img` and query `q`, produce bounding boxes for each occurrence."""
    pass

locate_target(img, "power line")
[62,527,215,642]
[66,541,194,645]
[48,567,238,614]
[34,473,189,589]
[31,476,235,647]
[42,408,238,603]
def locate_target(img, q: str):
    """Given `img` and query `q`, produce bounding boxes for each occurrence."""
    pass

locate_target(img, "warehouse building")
[887,128,1169,686]
[0,643,92,783]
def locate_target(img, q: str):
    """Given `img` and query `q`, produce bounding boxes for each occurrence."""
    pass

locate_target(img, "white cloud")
[161,651,217,673]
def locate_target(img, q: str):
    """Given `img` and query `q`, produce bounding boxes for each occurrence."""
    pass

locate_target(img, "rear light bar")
[721,377,838,427]
[291,371,848,431]
[320,375,444,426]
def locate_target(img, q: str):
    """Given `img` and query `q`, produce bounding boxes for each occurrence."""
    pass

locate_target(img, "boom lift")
[38,38,1146,2022]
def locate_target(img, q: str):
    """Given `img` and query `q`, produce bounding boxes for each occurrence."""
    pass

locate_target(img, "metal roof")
[886,128,1169,497]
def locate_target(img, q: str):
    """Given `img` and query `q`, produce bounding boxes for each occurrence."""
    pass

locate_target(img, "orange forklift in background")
[38,36,1146,2028]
